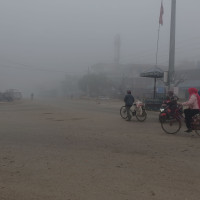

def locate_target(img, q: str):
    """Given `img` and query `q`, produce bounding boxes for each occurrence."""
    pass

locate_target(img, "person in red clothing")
[182,88,200,132]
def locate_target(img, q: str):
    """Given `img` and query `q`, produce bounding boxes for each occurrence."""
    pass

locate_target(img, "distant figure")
[31,93,34,100]
[124,90,135,121]
[198,90,200,96]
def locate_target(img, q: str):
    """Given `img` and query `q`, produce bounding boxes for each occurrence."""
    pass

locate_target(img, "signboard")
[174,87,179,96]
[164,71,168,83]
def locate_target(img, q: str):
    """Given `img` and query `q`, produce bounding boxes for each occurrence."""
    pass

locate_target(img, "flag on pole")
[159,2,164,25]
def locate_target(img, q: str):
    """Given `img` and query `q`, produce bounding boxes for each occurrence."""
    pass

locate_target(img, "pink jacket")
[182,94,200,109]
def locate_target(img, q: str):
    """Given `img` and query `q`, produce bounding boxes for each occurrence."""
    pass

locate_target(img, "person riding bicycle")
[182,88,200,132]
[164,91,179,114]
[124,90,135,121]
[165,91,178,102]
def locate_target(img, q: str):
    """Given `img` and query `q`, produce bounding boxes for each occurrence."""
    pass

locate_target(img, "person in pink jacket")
[182,88,200,132]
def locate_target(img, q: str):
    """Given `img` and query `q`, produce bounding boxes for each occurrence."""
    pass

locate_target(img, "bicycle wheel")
[136,109,147,122]
[161,117,181,134]
[193,124,200,136]
[120,106,128,119]
[192,114,200,136]
[195,129,200,136]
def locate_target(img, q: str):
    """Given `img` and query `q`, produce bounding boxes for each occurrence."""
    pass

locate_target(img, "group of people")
[124,88,200,133]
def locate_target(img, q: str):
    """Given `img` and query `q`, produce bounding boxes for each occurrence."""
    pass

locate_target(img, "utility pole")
[86,66,90,97]
[168,0,176,89]
[114,34,121,66]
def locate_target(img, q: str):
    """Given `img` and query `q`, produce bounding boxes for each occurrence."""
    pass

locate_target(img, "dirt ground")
[0,98,200,200]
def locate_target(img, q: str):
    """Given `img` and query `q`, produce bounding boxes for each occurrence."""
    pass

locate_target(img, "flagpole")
[155,24,161,66]
[156,0,163,66]
[154,0,163,99]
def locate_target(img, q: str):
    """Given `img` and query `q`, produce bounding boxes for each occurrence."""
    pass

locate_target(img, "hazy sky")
[0,0,199,93]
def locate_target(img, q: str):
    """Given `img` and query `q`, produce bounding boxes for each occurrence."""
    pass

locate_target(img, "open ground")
[0,98,200,200]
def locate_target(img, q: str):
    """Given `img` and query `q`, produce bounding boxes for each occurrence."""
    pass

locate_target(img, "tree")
[61,74,79,97]
[78,73,111,97]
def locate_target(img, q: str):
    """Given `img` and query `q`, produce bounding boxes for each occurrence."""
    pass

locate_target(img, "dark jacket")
[124,94,134,106]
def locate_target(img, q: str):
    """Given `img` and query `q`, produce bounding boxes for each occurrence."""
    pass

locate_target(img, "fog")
[0,0,199,97]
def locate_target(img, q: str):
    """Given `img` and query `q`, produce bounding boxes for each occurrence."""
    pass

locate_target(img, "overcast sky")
[0,0,199,93]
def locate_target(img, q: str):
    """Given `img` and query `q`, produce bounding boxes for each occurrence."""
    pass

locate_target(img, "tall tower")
[114,34,121,65]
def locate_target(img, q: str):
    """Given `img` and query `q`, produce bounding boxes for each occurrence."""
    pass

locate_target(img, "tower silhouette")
[114,34,121,65]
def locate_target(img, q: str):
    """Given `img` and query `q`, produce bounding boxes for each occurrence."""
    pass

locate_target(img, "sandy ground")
[0,98,200,200]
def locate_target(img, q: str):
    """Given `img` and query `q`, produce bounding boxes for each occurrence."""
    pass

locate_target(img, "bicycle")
[120,101,147,122]
[160,104,200,135]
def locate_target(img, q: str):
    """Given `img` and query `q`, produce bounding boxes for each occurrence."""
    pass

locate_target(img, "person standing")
[31,93,34,100]
[124,90,134,121]
[182,88,200,132]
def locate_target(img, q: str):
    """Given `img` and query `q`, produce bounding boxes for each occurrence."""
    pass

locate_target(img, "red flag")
[159,2,164,25]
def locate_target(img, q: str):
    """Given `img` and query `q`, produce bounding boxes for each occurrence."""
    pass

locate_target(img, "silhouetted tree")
[78,73,111,97]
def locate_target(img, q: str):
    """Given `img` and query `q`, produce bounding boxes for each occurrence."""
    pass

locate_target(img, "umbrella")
[140,66,164,98]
